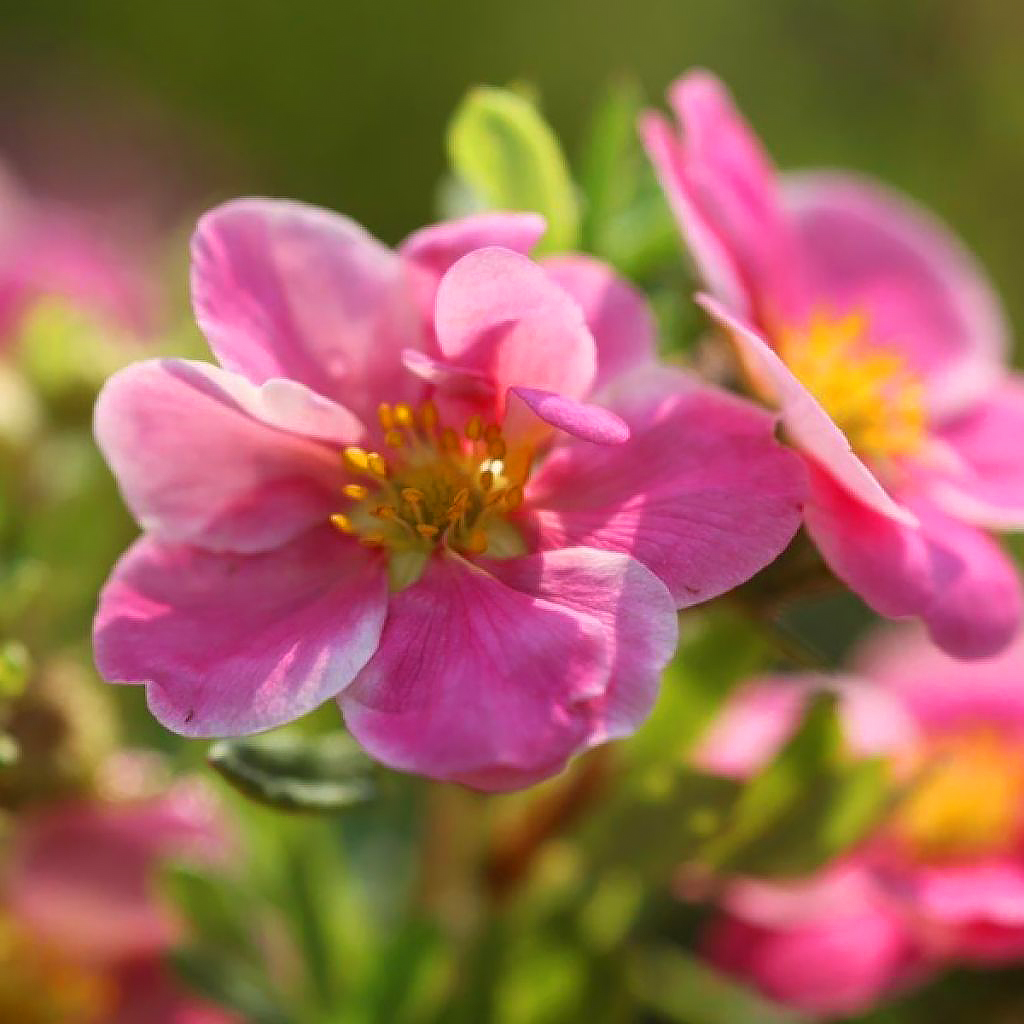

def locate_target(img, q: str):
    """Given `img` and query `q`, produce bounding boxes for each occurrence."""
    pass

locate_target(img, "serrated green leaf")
[447,86,579,253]
[208,731,376,813]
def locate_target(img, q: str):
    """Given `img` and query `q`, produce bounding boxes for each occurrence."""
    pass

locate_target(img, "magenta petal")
[784,172,1008,416]
[339,553,612,791]
[506,386,630,445]
[434,246,597,406]
[524,367,806,606]
[191,198,425,421]
[94,527,388,736]
[542,255,656,391]
[487,547,678,742]
[95,359,349,552]
[805,464,1021,659]
[400,212,546,322]
[699,294,915,525]
[928,378,1024,529]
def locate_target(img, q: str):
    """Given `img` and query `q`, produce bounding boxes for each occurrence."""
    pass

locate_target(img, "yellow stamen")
[465,528,489,554]
[330,513,355,533]
[342,446,369,472]
[394,403,415,428]
[417,523,439,539]
[377,402,394,430]
[367,453,389,477]
[384,428,404,448]
[342,484,368,500]
[466,414,482,440]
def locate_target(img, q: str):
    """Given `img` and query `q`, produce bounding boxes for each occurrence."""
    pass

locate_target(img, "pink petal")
[505,386,629,446]
[340,552,613,791]
[7,795,221,964]
[486,547,678,742]
[542,255,656,391]
[94,527,388,736]
[95,359,351,553]
[927,378,1024,529]
[784,172,1008,417]
[191,198,425,423]
[700,294,915,525]
[112,959,241,1024]
[433,246,597,411]
[524,367,806,606]
[805,464,1022,659]
[399,212,546,324]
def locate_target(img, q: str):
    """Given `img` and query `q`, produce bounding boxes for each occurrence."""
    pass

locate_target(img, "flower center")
[777,312,926,458]
[0,915,115,1023]
[892,727,1024,863]
[331,401,527,561]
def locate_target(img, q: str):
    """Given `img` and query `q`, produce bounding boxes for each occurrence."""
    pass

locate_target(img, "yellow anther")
[342,446,369,472]
[367,453,389,477]
[441,427,460,451]
[377,402,394,430]
[416,523,439,539]
[483,423,501,443]
[420,401,439,430]
[373,504,398,520]
[479,469,494,491]
[395,403,415,428]
[361,532,388,547]
[330,513,355,533]
[401,487,425,504]
[342,484,368,500]
[487,438,507,460]
[465,528,489,554]
[504,485,524,509]
[466,414,482,440]
[384,428,405,448]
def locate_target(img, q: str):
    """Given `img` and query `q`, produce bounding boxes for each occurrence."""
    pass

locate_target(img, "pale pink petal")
[433,247,597,411]
[400,212,546,324]
[191,199,425,422]
[94,359,350,553]
[542,255,656,391]
[927,378,1024,529]
[784,172,1008,417]
[700,294,915,525]
[524,368,806,606]
[6,796,220,964]
[339,552,611,791]
[805,464,1022,659]
[94,528,388,737]
[505,386,630,446]
[486,547,678,742]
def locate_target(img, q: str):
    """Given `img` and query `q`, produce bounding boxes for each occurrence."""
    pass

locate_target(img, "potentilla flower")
[93,201,806,790]
[2,775,236,1024]
[643,70,1024,658]
[695,627,1024,1015]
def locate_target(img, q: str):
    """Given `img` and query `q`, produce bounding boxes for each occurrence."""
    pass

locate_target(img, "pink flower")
[695,627,1024,1015]
[643,70,1023,658]
[1,779,236,1023]
[92,201,806,790]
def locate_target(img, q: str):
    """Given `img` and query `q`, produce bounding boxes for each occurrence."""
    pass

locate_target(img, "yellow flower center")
[331,401,527,565]
[0,915,115,1023]
[777,312,926,458]
[893,727,1024,863]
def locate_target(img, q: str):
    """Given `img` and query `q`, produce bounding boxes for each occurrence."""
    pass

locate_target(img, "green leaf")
[447,86,579,253]
[208,731,376,813]
[169,947,291,1024]
[629,946,805,1024]
[0,640,30,699]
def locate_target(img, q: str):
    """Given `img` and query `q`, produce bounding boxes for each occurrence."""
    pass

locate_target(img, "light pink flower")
[695,626,1024,1014]
[1,779,236,1023]
[93,201,806,790]
[643,70,1023,658]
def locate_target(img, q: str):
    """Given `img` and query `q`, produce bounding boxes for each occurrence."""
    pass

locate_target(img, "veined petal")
[95,359,352,553]
[94,528,389,736]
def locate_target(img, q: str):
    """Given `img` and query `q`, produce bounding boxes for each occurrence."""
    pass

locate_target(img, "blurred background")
[3,2,1024,1022]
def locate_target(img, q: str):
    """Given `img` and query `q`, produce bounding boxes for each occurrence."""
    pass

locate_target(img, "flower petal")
[400,211,546,323]
[700,293,916,525]
[523,366,806,606]
[784,172,1008,417]
[486,547,678,742]
[339,552,612,791]
[542,255,656,391]
[433,246,597,409]
[805,463,1022,659]
[505,386,630,446]
[191,198,425,422]
[94,527,389,736]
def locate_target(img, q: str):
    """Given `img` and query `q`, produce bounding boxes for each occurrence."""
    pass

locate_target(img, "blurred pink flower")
[1,777,236,1023]
[0,164,157,341]
[643,70,1024,658]
[696,627,1024,1015]
[92,201,806,790]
